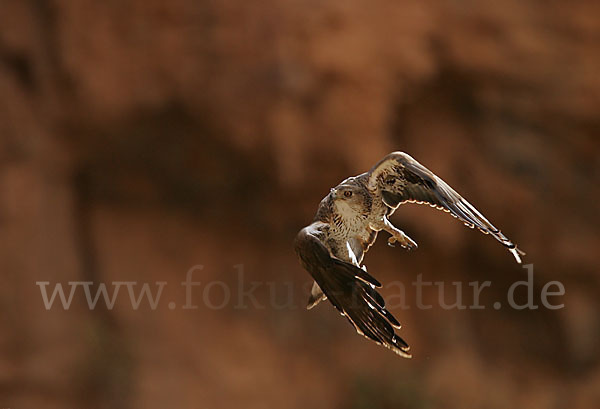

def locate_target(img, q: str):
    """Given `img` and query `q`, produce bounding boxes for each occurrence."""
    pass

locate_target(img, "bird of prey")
[295,151,524,357]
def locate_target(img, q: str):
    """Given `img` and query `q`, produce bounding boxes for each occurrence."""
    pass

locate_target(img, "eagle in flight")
[294,152,524,357]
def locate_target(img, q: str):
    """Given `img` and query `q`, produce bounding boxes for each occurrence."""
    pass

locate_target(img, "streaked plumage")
[295,151,524,358]
[364,152,524,263]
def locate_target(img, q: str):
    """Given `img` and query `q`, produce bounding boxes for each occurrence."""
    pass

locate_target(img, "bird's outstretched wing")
[294,225,411,357]
[367,152,525,263]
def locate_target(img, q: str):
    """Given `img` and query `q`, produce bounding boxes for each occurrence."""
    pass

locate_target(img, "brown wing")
[368,152,524,263]
[294,224,411,357]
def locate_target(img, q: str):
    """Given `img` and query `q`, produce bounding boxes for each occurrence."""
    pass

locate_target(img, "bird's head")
[330,180,369,215]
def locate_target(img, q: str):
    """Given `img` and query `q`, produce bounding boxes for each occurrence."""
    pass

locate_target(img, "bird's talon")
[402,235,418,250]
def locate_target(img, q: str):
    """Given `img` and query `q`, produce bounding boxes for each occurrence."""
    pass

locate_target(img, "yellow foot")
[388,234,418,250]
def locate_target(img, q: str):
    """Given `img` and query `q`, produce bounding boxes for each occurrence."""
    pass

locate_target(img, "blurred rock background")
[1,0,599,408]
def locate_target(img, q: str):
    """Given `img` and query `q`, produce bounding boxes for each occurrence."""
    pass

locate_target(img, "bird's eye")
[385,176,396,186]
[344,191,353,198]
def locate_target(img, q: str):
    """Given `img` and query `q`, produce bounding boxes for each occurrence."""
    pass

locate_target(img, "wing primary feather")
[295,225,410,357]
[370,152,524,263]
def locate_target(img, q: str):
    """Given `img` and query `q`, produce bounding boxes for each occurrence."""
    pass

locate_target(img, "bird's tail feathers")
[307,281,327,310]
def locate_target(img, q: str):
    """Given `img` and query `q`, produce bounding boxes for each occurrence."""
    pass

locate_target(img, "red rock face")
[1,1,599,408]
